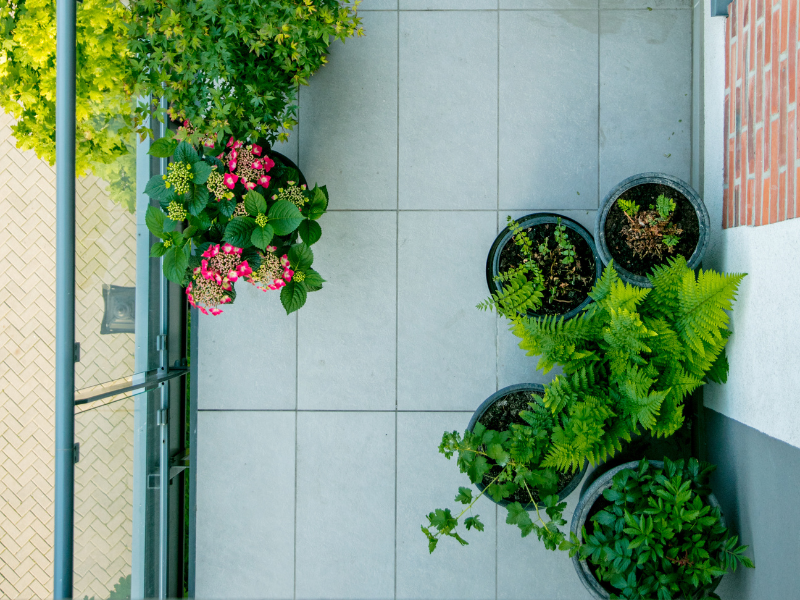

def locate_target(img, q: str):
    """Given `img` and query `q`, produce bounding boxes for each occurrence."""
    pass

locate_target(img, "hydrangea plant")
[144,132,328,315]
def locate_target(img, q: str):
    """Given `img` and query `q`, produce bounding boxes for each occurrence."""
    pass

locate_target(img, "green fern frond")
[477,271,544,319]
[605,278,651,314]
[512,313,598,373]
[645,255,688,316]
[588,260,619,303]
[705,348,729,384]
[649,394,685,438]
[675,268,745,356]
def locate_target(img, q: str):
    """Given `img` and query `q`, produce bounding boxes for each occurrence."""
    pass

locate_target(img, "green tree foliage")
[127,0,364,144]
[511,258,745,472]
[572,458,754,600]
[0,0,135,176]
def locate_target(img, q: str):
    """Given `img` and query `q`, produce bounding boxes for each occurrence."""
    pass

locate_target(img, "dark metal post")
[54,0,77,596]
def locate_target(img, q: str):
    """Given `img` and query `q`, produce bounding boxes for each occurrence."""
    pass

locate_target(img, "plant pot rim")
[486,213,602,321]
[570,459,724,600]
[594,173,711,288]
[467,383,587,509]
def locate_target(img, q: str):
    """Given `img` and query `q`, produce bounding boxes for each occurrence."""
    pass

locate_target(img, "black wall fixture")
[101,284,136,334]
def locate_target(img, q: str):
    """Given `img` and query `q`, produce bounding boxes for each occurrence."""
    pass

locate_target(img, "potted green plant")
[509,257,745,471]
[144,133,329,315]
[127,0,364,145]
[422,384,585,553]
[595,174,710,288]
[482,214,601,320]
[569,458,754,599]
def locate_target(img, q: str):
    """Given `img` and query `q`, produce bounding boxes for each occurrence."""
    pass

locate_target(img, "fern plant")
[478,217,545,319]
[511,257,745,472]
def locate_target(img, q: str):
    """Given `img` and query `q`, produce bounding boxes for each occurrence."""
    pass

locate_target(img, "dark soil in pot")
[604,183,700,277]
[498,222,596,317]
[475,390,576,505]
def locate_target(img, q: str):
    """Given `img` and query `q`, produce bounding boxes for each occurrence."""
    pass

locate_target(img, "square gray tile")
[501,0,596,8]
[496,483,594,599]
[295,412,395,600]
[601,0,690,7]
[396,412,497,600]
[401,0,495,9]
[499,10,599,210]
[299,12,398,210]
[298,211,397,410]
[356,0,397,9]
[397,211,498,411]
[196,282,296,410]
[399,11,498,210]
[195,411,295,599]
[599,9,692,198]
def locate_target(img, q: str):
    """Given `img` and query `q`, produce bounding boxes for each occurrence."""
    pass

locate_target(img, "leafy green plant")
[478,217,544,319]
[127,0,364,145]
[144,134,328,314]
[510,258,745,472]
[0,0,138,208]
[618,193,682,259]
[423,392,574,553]
[573,458,753,600]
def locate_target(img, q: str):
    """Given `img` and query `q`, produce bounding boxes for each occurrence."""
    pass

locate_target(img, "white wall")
[700,0,800,449]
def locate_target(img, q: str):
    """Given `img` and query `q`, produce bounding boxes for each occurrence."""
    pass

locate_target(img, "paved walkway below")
[196,3,696,599]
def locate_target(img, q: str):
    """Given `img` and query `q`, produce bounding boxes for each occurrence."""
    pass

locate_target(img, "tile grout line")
[293,82,300,600]
[394,5,400,599]
[495,4,500,598]
[597,0,601,211]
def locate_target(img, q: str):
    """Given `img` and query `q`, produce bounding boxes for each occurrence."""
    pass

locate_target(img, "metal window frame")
[711,0,734,17]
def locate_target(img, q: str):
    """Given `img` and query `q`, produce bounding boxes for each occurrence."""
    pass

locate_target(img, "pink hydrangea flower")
[230,149,238,160]
[258,175,271,188]
[244,181,256,191]
[252,159,263,170]
[227,270,239,283]
[266,245,277,252]
[217,153,224,160]
[280,254,290,267]
[237,261,252,277]
[251,144,262,156]
[209,308,223,316]
[283,269,294,281]
[262,156,275,172]
[222,243,235,254]
[223,173,239,189]
[203,139,216,148]
[228,160,238,172]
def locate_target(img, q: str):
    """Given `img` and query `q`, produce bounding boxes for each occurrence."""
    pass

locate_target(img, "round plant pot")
[570,460,724,600]
[595,173,710,288]
[267,149,307,187]
[467,383,587,509]
[486,213,602,321]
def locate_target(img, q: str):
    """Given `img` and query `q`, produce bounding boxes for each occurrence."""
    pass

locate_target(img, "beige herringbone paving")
[1,109,136,599]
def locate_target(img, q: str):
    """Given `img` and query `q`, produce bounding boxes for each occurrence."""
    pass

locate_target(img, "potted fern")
[510,257,744,472]
[595,173,710,288]
[483,214,601,320]
[568,458,754,599]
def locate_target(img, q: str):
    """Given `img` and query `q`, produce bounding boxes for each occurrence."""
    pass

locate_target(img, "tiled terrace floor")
[196,2,696,598]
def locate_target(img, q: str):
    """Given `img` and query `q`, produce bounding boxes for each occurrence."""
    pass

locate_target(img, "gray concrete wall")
[700,0,800,449]
[703,408,800,599]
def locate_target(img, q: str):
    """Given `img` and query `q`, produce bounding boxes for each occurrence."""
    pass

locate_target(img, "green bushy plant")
[423,391,574,553]
[144,134,328,314]
[127,0,364,145]
[511,258,745,472]
[0,0,135,177]
[573,458,753,600]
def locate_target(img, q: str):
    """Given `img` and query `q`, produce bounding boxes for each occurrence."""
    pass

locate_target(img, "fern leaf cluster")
[512,257,744,467]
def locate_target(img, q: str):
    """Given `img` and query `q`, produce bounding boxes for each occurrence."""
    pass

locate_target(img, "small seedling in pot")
[533,218,589,305]
[618,193,683,260]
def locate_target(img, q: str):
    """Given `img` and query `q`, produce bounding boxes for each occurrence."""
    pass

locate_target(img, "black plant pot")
[570,460,724,600]
[486,213,602,321]
[595,173,710,288]
[267,149,307,188]
[467,383,587,509]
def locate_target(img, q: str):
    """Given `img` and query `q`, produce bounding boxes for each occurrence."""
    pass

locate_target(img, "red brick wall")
[724,0,800,227]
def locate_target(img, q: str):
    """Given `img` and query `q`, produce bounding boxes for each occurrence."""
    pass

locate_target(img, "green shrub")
[127,0,364,145]
[0,0,135,176]
[574,458,753,599]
